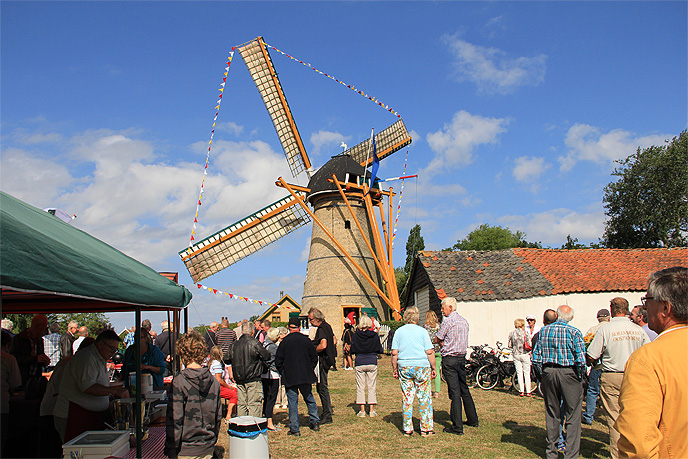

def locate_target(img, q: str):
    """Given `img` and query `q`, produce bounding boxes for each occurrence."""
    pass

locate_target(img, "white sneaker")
[357,411,366,417]
[369,410,377,417]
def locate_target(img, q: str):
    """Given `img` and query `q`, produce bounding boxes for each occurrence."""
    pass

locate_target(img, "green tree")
[405,224,425,273]
[560,235,602,250]
[4,313,113,336]
[395,266,409,309]
[602,131,688,248]
[451,224,541,251]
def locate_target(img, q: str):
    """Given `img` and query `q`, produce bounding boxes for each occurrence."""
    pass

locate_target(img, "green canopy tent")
[0,190,192,458]
[0,190,192,312]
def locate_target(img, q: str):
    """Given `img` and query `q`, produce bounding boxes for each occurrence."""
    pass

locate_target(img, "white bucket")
[129,373,153,395]
[227,416,269,459]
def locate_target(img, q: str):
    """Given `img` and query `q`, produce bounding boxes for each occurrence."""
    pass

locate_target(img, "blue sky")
[2,2,686,333]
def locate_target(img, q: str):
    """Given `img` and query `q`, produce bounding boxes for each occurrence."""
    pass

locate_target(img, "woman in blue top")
[122,328,165,389]
[391,306,437,437]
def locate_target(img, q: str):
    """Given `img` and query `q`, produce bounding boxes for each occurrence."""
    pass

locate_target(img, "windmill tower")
[179,37,411,337]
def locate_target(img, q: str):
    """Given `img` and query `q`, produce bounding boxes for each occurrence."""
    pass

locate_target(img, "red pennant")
[213,289,218,294]
[197,284,202,289]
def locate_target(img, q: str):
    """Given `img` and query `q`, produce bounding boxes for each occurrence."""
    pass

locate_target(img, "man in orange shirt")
[615,267,688,458]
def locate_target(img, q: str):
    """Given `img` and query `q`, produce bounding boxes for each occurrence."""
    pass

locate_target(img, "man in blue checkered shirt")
[532,305,586,459]
[43,322,62,371]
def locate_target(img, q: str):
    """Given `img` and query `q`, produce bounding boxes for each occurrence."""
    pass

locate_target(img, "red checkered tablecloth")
[121,426,166,458]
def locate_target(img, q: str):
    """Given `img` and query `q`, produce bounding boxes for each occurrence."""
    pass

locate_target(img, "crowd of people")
[2,265,685,458]
[524,266,687,459]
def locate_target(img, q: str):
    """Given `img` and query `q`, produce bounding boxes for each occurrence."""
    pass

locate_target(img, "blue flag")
[367,134,379,192]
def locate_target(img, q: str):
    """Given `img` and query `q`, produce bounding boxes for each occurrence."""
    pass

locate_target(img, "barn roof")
[414,248,688,302]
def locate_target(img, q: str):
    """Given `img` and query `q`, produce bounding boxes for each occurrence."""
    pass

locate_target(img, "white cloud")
[499,208,605,246]
[217,121,244,136]
[0,147,74,206]
[425,110,508,173]
[559,124,669,171]
[513,156,551,183]
[1,128,297,268]
[309,130,350,156]
[443,33,547,94]
[482,16,506,39]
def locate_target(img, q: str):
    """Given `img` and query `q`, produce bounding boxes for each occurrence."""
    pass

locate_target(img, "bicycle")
[475,342,516,391]
[465,344,494,388]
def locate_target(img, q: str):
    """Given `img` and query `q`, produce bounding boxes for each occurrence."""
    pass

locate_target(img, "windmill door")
[342,305,362,328]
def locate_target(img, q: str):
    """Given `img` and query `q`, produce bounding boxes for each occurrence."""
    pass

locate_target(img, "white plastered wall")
[456,291,646,348]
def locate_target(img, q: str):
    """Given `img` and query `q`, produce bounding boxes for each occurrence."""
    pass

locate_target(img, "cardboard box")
[62,430,129,459]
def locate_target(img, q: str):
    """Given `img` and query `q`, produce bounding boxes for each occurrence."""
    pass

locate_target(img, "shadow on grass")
[500,420,610,458]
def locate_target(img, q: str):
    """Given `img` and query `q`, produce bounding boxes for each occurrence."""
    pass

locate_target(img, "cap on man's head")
[597,309,610,318]
[288,317,300,328]
[526,315,536,320]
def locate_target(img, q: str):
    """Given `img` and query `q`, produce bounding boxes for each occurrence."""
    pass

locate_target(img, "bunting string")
[188,50,236,246]
[196,283,298,309]
[265,42,402,119]
[391,149,410,248]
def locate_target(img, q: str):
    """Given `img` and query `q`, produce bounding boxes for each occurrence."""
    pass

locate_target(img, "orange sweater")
[616,324,688,458]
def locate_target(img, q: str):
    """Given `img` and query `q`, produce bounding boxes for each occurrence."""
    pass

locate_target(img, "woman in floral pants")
[391,306,437,437]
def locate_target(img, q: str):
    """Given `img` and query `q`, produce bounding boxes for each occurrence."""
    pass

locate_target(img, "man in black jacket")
[59,320,78,360]
[227,322,270,417]
[275,317,320,436]
[308,307,336,424]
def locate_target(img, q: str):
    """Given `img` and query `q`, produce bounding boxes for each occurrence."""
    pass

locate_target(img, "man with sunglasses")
[525,315,540,343]
[53,329,129,442]
[616,267,688,459]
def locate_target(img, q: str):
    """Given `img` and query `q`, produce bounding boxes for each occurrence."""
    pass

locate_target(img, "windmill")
[179,37,412,334]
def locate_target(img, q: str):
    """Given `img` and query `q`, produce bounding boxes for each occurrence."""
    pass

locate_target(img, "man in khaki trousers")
[586,297,650,458]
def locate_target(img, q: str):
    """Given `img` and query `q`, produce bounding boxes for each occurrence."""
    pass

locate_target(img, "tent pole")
[135,306,142,458]
[184,308,188,335]
[166,309,173,375]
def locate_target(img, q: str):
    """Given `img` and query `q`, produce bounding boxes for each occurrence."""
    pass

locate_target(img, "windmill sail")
[345,119,412,167]
[237,37,312,178]
[179,194,311,282]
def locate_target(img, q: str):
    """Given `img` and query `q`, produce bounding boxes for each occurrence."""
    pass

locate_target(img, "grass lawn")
[214,355,611,458]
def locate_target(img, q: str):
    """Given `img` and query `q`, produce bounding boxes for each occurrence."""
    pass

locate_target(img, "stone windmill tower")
[179,37,411,336]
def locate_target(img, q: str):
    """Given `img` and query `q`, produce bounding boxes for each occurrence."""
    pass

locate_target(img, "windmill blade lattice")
[237,37,311,178]
[345,119,412,167]
[179,193,310,282]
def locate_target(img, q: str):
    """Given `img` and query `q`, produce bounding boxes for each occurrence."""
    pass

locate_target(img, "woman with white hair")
[391,306,437,437]
[350,314,383,417]
[508,318,532,397]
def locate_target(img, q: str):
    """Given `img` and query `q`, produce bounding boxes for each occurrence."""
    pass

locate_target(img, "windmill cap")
[306,154,367,201]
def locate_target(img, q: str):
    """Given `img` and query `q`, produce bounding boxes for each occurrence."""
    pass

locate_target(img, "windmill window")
[344,220,351,229]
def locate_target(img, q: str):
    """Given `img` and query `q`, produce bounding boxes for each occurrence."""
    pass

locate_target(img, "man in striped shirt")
[532,304,586,459]
[435,297,479,435]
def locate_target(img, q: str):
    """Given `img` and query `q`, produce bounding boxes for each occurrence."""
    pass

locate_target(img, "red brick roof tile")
[512,248,687,294]
[413,248,687,302]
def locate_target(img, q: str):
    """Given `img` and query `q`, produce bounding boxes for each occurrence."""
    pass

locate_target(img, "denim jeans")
[583,368,601,423]
[286,384,320,433]
[442,355,479,431]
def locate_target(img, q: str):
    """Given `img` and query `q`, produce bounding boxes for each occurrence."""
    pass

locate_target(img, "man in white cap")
[525,315,540,343]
